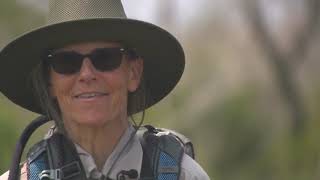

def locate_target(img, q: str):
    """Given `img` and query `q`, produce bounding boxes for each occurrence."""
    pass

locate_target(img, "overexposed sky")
[124,0,210,22]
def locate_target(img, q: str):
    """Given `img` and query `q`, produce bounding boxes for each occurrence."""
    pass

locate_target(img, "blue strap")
[28,152,48,180]
[157,152,179,180]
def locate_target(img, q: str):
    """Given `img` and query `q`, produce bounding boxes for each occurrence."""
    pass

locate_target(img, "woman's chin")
[66,114,111,127]
[63,111,124,128]
[77,118,110,127]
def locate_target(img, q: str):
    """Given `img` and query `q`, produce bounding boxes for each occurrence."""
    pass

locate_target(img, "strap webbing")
[27,133,87,180]
[140,143,154,179]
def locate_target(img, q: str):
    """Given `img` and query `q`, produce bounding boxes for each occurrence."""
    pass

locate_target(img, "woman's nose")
[78,58,97,82]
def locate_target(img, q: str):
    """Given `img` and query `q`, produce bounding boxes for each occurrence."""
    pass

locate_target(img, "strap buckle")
[38,161,81,180]
[39,169,61,180]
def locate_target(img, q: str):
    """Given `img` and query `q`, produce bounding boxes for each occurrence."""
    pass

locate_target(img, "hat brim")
[0,18,185,115]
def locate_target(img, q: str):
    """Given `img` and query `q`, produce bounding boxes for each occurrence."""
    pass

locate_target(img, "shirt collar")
[74,124,143,179]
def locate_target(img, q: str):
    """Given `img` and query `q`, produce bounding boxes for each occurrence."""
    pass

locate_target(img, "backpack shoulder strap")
[138,125,186,180]
[27,139,49,180]
[26,133,87,180]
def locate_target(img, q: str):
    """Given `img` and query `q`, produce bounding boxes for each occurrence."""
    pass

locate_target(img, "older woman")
[0,0,210,180]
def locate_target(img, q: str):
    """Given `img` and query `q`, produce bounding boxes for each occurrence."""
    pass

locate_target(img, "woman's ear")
[128,58,143,92]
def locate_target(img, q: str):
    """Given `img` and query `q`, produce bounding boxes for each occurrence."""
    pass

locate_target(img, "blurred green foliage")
[0,0,44,42]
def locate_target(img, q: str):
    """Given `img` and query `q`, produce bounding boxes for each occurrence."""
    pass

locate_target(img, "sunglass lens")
[51,52,83,74]
[91,48,122,71]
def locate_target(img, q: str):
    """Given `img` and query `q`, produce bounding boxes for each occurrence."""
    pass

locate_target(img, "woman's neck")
[63,117,129,171]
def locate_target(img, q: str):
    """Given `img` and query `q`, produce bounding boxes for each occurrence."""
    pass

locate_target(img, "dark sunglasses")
[45,47,130,74]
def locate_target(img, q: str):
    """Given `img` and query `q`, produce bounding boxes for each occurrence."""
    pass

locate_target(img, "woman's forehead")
[56,41,123,53]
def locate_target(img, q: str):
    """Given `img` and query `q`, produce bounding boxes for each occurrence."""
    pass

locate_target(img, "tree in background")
[242,0,320,135]
[151,0,320,179]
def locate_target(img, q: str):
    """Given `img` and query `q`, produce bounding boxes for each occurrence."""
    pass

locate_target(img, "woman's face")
[49,41,143,127]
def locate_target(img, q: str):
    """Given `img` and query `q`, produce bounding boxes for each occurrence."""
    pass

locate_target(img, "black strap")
[138,125,157,180]
[140,142,154,179]
[46,133,87,180]
[27,133,88,180]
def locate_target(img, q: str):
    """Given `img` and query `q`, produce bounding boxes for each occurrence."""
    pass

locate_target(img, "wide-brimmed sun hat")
[0,0,185,115]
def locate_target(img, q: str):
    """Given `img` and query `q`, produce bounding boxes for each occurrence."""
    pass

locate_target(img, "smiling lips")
[74,92,108,99]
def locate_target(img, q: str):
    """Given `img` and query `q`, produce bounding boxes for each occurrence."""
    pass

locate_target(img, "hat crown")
[48,0,127,24]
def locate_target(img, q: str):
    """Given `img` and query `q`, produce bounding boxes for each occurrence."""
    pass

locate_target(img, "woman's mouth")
[74,92,108,99]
